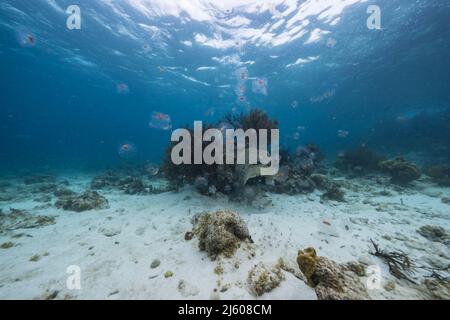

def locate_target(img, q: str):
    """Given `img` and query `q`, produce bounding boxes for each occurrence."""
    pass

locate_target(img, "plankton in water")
[149,111,172,131]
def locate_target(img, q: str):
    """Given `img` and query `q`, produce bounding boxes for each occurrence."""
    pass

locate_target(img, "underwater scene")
[0,0,449,301]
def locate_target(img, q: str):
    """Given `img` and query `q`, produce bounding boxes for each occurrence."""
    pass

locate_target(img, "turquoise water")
[0,0,449,171]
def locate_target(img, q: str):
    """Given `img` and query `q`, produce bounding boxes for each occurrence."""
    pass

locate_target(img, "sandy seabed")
[0,173,449,300]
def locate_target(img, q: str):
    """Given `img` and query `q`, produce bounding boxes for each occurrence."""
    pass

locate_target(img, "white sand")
[0,174,449,300]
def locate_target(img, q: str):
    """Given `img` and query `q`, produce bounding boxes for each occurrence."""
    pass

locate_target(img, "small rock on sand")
[178,280,200,297]
[150,259,161,269]
[164,271,174,278]
[99,226,122,237]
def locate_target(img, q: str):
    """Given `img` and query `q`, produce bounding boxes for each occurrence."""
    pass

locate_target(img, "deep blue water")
[1,0,449,173]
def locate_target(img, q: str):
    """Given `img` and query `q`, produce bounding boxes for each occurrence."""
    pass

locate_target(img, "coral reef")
[335,145,385,174]
[118,177,146,195]
[90,165,171,195]
[162,109,279,200]
[0,208,55,233]
[161,109,331,200]
[55,191,109,212]
[224,109,278,144]
[425,165,450,186]
[321,184,345,202]
[90,170,120,189]
[379,158,421,185]
[266,144,325,196]
[297,247,317,286]
[417,225,449,244]
[297,247,369,300]
[247,262,285,296]
[192,210,252,259]
[309,174,345,202]
[193,176,209,195]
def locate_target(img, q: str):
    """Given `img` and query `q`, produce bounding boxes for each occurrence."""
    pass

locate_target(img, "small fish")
[322,220,331,226]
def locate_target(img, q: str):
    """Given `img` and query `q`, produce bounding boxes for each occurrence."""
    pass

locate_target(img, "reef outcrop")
[266,144,325,196]
[425,165,450,186]
[0,208,56,233]
[90,165,171,195]
[297,247,369,300]
[379,158,421,185]
[335,146,385,175]
[55,191,109,212]
[417,225,449,244]
[422,278,450,300]
[247,262,285,296]
[192,210,252,259]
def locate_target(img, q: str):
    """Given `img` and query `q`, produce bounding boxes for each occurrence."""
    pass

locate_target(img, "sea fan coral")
[161,109,279,196]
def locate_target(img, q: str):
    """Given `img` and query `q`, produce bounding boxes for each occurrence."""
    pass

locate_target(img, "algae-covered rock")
[379,158,421,185]
[53,187,76,197]
[192,210,252,259]
[309,174,329,189]
[426,165,450,187]
[417,225,449,244]
[422,278,450,300]
[297,247,369,300]
[178,280,200,297]
[119,177,146,195]
[321,184,345,202]
[55,191,109,212]
[1,242,15,249]
[310,174,345,202]
[0,208,56,233]
[247,262,285,296]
